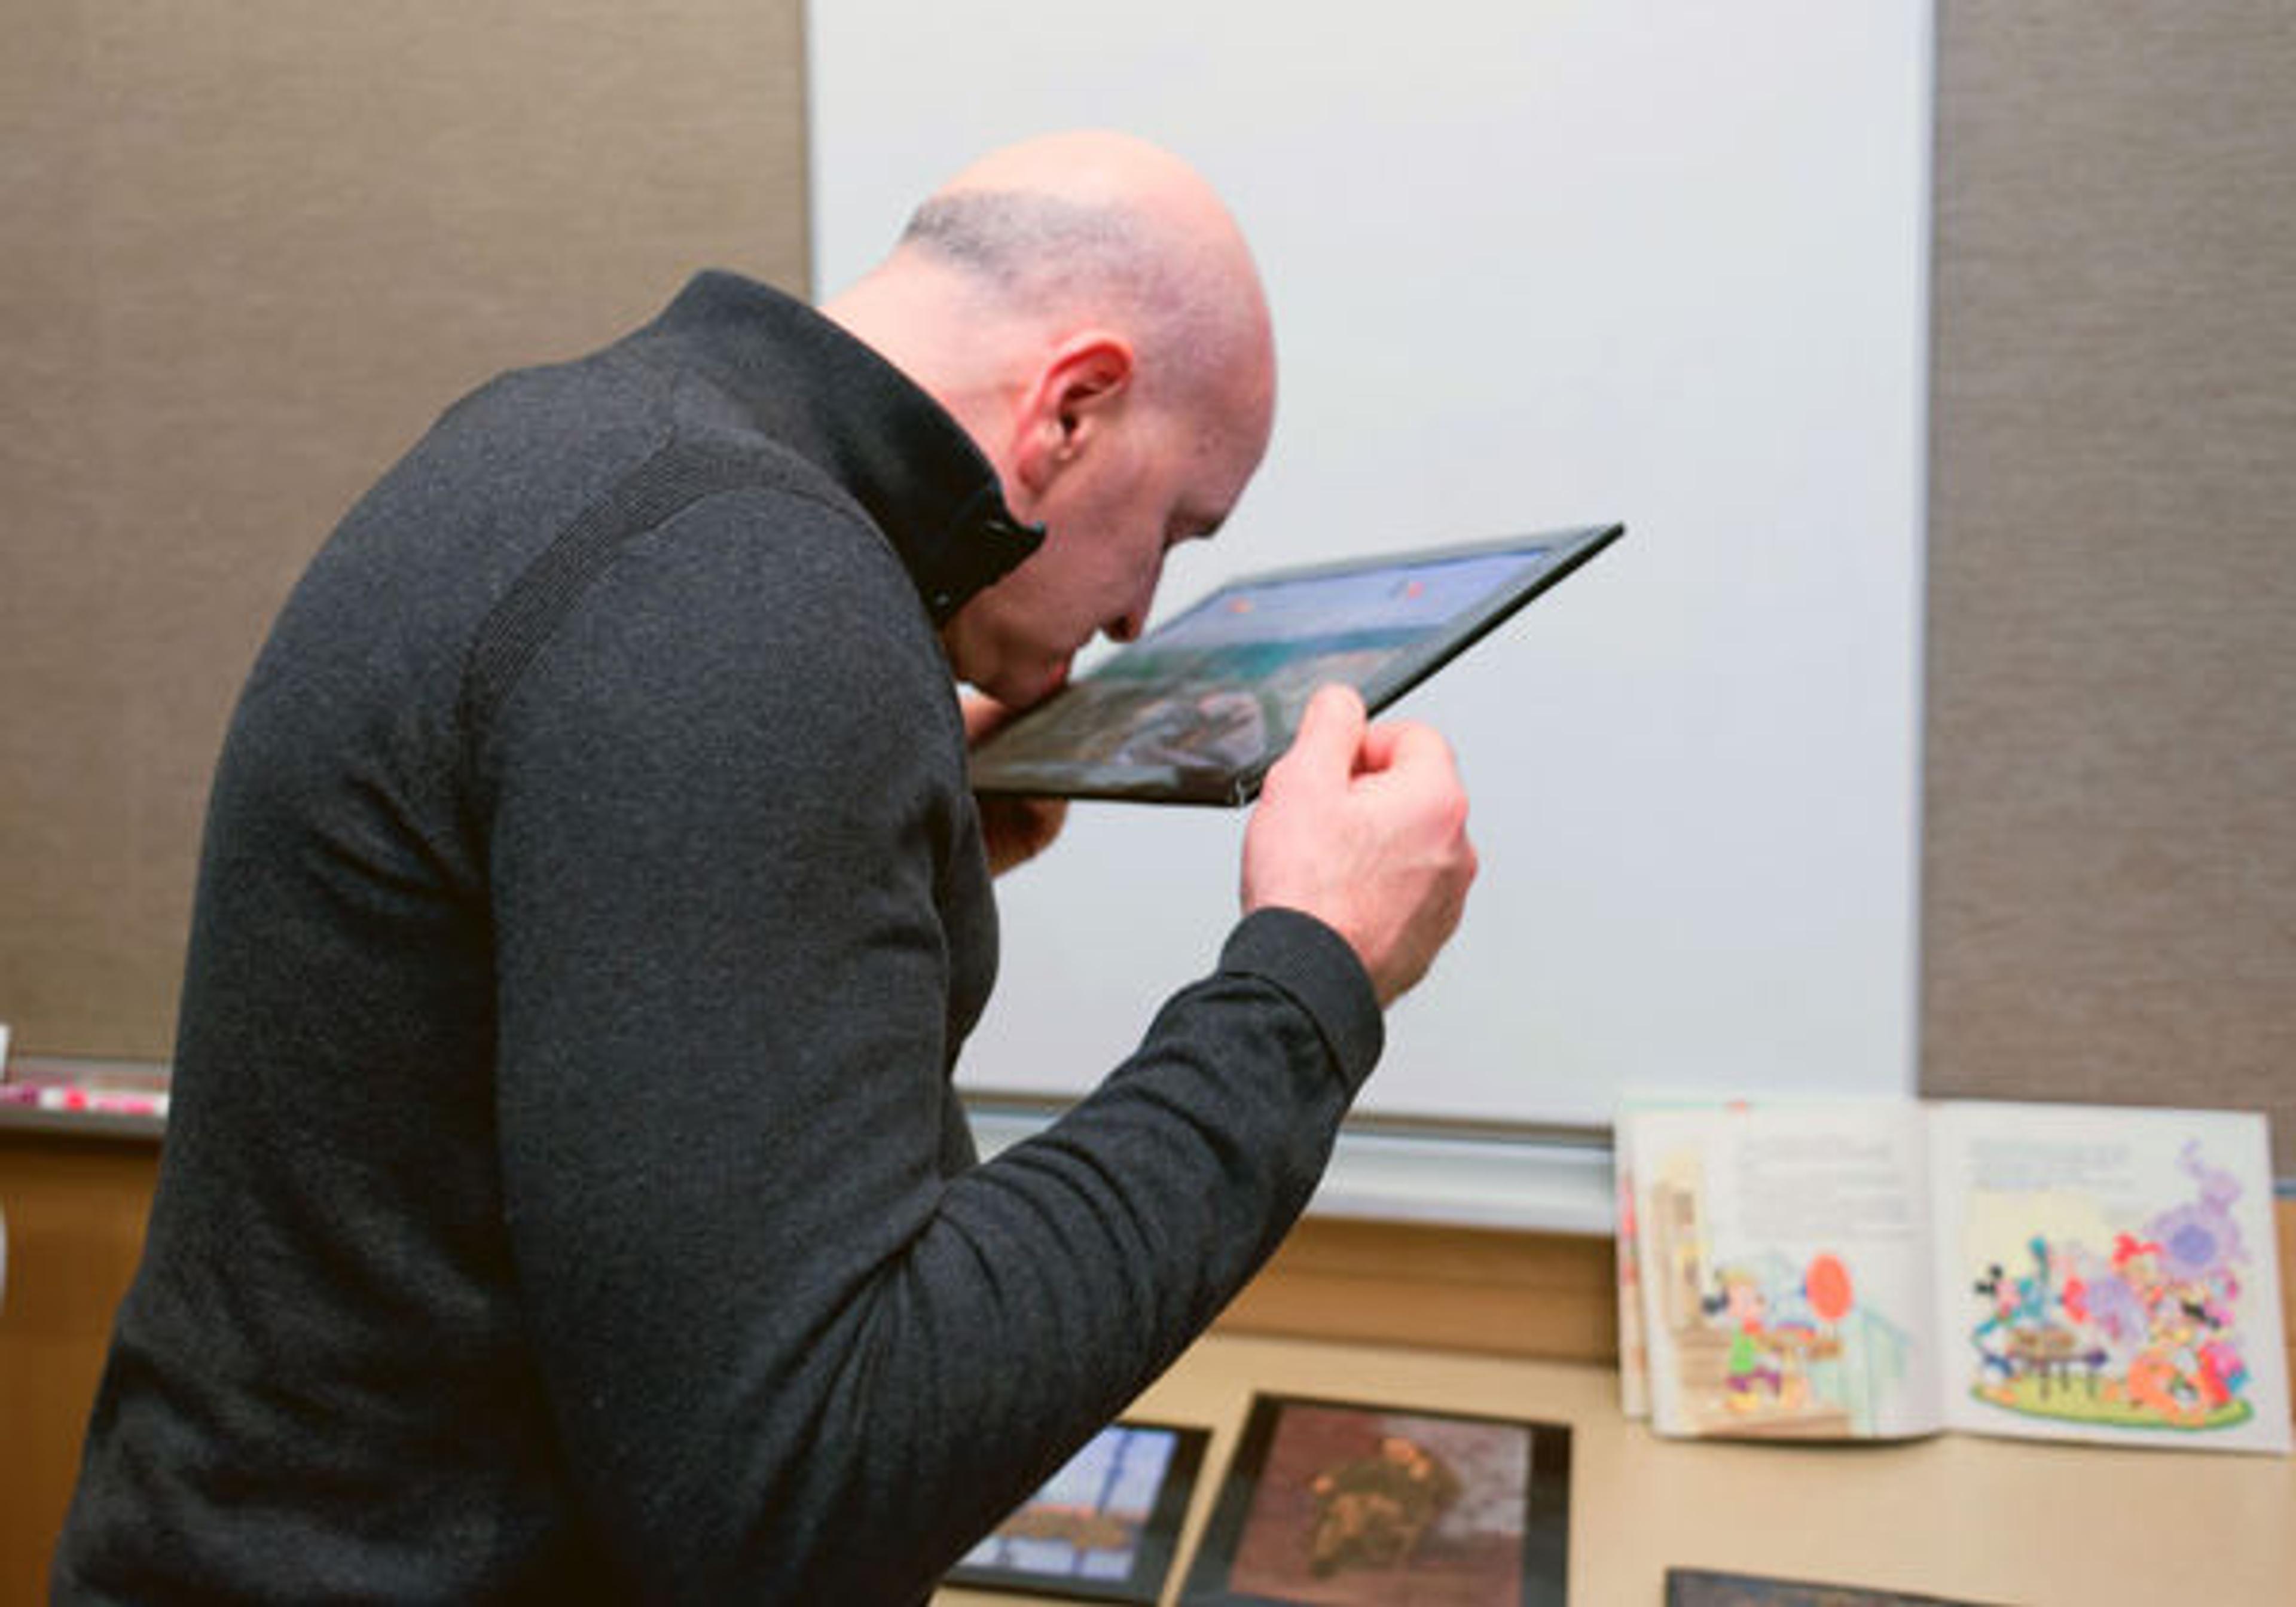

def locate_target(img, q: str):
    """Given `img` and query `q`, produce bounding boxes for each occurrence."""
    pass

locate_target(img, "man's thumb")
[1278,684,1368,785]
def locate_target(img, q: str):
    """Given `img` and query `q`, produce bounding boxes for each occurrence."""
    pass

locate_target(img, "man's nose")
[1111,561,1165,643]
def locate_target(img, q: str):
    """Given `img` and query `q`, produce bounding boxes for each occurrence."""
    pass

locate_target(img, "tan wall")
[0,0,2288,1292]
[1,1,810,1056]
[1923,5,2296,1166]
[4,5,2288,1165]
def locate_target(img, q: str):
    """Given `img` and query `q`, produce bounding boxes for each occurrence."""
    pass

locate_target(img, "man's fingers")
[980,794,1068,877]
[1355,719,1453,783]
[1241,693,1478,1006]
[960,690,1018,746]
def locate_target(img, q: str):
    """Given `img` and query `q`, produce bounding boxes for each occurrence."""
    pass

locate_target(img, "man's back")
[56,279,1002,1600]
[54,137,1476,1593]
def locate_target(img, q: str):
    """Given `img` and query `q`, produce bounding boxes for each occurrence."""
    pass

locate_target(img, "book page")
[1614,1092,1781,1419]
[1929,1101,2290,1453]
[1613,1093,1724,1418]
[1628,1103,1941,1440]
[1613,1113,1651,1417]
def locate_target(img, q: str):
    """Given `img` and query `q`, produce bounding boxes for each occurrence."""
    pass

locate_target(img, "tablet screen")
[966,524,1623,805]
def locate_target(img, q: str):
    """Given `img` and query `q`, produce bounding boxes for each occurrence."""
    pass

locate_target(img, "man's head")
[822,130,1276,707]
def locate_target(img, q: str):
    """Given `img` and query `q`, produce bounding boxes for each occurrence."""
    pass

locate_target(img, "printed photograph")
[1181,1395,1570,1606]
[947,1420,1208,1603]
[1665,1566,2007,1606]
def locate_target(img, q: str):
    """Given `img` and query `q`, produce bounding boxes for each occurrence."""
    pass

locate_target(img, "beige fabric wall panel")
[2,2,808,1057]
[1925,4,2296,1170]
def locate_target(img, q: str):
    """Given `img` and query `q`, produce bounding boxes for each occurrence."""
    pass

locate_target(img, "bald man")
[56,132,1474,1605]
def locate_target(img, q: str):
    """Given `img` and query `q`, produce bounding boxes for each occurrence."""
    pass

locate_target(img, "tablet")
[967,523,1624,805]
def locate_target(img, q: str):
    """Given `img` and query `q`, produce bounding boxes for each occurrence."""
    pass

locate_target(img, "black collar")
[634,270,1042,625]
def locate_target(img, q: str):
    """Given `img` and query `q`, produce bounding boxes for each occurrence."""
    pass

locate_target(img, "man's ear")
[1011,333,1135,496]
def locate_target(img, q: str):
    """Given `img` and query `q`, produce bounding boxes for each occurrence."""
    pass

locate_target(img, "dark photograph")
[1665,1567,2008,1607]
[1181,1395,1570,1606]
[948,1421,1209,1603]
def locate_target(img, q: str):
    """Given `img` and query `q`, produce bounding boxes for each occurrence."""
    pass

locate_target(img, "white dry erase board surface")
[808,2,1932,1131]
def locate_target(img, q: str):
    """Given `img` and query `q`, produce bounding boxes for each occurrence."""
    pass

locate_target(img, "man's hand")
[1241,685,1477,1006]
[961,692,1069,876]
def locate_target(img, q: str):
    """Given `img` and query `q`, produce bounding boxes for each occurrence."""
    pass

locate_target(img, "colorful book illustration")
[1615,1098,2289,1453]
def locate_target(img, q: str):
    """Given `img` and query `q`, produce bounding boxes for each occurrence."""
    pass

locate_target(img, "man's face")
[947,390,1269,708]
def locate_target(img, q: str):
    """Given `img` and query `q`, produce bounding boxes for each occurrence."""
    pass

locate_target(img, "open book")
[1614,1098,2289,1453]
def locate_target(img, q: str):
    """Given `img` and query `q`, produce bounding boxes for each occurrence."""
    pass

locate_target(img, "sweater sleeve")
[485,493,1381,1603]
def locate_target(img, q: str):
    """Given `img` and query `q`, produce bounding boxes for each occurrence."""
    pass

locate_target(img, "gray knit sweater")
[55,273,1382,1604]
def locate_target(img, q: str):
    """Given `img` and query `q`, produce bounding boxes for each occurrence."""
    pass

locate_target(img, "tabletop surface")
[935,1331,2296,1607]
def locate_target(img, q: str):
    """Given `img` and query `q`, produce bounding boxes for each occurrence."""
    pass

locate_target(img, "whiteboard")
[808,1,1932,1128]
